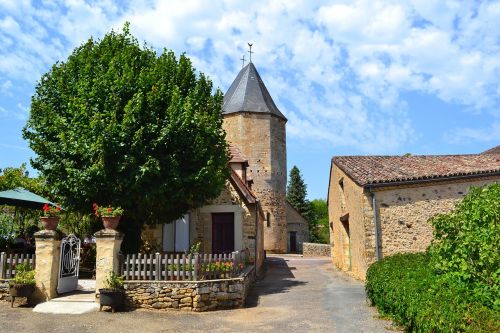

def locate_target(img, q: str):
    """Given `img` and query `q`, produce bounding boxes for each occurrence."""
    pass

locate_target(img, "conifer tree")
[286,166,310,220]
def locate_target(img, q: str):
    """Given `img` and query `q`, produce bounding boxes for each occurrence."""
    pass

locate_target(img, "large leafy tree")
[23,24,229,245]
[286,165,310,220]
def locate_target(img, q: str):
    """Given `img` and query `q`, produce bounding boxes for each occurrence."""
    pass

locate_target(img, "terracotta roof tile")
[332,154,500,187]
[229,169,257,204]
[483,145,500,154]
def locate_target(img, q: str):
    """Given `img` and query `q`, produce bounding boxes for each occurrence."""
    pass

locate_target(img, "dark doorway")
[212,213,235,253]
[289,231,297,253]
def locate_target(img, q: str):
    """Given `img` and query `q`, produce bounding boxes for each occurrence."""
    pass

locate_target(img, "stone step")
[51,291,96,303]
[33,301,99,314]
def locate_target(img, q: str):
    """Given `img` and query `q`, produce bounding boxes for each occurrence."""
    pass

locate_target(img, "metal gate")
[57,234,81,294]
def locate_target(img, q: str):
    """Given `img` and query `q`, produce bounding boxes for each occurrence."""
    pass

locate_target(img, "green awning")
[0,187,57,210]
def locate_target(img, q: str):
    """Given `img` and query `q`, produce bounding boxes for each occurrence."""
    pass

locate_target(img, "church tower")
[222,62,287,253]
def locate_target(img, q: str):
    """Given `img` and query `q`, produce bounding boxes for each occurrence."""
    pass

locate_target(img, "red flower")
[42,203,49,212]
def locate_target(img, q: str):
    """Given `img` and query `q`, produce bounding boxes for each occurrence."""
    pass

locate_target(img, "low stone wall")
[0,279,9,301]
[124,266,254,312]
[302,243,331,257]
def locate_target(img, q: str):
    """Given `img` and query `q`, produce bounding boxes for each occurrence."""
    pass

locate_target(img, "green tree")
[286,165,310,220]
[23,24,229,251]
[309,199,329,244]
[429,183,500,310]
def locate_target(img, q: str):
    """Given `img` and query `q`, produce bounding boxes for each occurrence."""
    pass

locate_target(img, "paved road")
[0,255,393,332]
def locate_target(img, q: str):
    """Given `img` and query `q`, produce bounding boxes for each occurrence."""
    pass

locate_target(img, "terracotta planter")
[40,216,59,231]
[102,216,121,230]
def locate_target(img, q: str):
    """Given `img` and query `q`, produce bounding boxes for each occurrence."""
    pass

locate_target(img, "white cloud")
[445,122,500,144]
[0,0,499,152]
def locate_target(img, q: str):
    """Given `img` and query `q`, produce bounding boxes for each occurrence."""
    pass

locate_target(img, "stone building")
[221,62,300,253]
[328,154,500,280]
[143,61,308,270]
[286,202,308,253]
[143,144,265,273]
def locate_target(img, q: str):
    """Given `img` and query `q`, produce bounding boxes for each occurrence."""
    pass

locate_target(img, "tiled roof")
[228,144,248,165]
[229,169,257,204]
[332,154,500,187]
[483,145,500,154]
[222,63,287,121]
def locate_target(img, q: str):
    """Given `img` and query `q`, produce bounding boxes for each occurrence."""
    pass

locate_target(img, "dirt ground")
[0,255,394,333]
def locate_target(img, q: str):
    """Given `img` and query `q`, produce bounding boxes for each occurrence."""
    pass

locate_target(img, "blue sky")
[1,0,499,199]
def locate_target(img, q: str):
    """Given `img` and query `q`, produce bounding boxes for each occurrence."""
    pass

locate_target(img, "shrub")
[429,183,500,310]
[10,263,36,285]
[366,253,500,332]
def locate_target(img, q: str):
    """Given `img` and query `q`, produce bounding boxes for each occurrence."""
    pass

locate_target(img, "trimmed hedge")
[366,253,500,332]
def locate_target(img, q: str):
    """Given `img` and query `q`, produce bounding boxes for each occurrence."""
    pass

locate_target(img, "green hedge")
[366,253,500,332]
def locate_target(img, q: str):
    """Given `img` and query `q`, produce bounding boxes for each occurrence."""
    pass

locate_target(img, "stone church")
[142,61,309,271]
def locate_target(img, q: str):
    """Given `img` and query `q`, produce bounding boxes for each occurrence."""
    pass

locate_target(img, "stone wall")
[124,266,254,312]
[302,243,331,257]
[374,177,500,258]
[329,166,373,280]
[0,279,9,301]
[223,113,287,253]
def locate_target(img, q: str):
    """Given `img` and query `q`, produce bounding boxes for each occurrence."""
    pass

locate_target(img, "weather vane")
[240,54,246,68]
[247,43,253,63]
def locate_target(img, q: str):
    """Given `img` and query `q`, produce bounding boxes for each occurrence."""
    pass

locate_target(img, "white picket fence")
[0,252,36,279]
[121,251,246,281]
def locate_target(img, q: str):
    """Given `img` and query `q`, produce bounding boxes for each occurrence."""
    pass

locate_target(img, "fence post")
[232,251,238,276]
[155,253,161,281]
[0,252,5,279]
[193,254,199,281]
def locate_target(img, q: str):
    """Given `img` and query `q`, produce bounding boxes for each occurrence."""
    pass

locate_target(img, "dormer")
[228,144,249,183]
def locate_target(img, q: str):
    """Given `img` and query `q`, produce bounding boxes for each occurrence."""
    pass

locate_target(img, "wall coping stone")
[34,230,62,240]
[94,229,124,240]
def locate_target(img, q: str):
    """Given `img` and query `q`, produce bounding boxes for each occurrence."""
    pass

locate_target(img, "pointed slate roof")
[223,63,287,121]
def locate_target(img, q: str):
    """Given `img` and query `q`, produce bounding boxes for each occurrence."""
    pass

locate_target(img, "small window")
[266,212,271,227]
[338,177,344,190]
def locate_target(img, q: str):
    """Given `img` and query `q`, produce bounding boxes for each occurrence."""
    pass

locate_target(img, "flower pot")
[40,216,59,231]
[9,284,35,307]
[99,288,124,313]
[101,216,121,230]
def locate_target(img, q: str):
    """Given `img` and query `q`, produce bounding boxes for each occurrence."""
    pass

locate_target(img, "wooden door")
[212,213,235,253]
[289,232,297,253]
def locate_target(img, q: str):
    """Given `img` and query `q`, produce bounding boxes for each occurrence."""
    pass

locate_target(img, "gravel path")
[0,255,394,333]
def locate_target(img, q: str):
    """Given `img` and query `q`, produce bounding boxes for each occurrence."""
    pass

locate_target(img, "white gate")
[57,234,81,294]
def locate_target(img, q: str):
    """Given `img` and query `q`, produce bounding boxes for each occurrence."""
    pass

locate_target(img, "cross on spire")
[240,54,246,68]
[247,43,253,63]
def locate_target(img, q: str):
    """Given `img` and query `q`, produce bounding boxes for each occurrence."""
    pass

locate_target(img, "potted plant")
[9,263,36,307]
[93,203,124,230]
[98,271,125,313]
[40,203,61,230]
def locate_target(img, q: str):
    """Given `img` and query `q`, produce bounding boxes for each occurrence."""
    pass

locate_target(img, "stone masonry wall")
[0,279,9,302]
[223,113,287,253]
[374,177,500,259]
[329,166,373,280]
[302,243,331,257]
[124,266,254,312]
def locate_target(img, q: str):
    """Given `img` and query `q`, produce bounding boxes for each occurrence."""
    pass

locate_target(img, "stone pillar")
[94,229,123,293]
[32,230,61,303]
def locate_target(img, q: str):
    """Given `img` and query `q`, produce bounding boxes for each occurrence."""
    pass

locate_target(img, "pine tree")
[286,166,310,220]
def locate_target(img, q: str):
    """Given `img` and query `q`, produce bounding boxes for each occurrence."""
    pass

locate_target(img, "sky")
[0,0,499,200]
